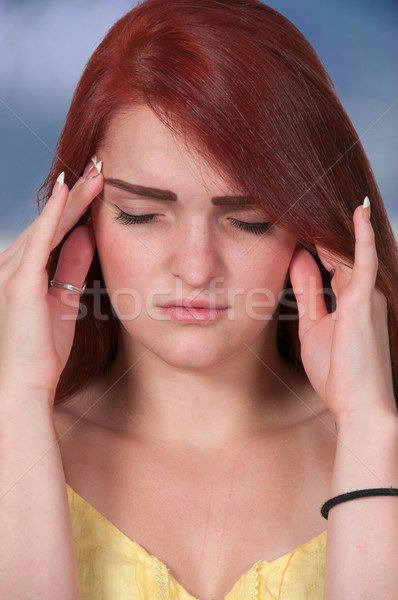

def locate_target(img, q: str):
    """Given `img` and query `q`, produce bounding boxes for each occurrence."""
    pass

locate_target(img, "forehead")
[99,105,242,195]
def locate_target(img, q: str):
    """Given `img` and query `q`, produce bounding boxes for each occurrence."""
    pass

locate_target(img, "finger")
[315,244,353,298]
[315,246,335,274]
[20,174,70,274]
[0,173,66,269]
[21,159,102,272]
[350,197,378,294]
[1,158,102,271]
[289,247,328,336]
[48,224,96,317]
[51,157,103,249]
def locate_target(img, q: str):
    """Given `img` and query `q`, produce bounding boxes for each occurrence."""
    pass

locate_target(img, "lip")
[158,305,228,322]
[159,297,228,309]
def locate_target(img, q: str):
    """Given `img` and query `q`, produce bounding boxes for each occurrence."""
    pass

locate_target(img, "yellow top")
[67,484,326,599]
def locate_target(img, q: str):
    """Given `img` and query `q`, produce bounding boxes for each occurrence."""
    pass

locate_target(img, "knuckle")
[59,254,85,273]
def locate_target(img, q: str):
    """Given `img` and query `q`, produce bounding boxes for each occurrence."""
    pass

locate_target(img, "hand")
[0,158,103,400]
[289,200,396,422]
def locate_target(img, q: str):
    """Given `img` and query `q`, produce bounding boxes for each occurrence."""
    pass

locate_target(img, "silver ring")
[49,280,87,296]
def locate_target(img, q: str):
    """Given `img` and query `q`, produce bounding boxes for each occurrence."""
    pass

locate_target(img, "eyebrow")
[105,178,255,206]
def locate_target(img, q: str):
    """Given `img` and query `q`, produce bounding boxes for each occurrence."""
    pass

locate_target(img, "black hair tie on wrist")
[321,487,398,519]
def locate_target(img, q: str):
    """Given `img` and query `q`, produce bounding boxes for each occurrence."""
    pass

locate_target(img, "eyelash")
[229,218,270,235]
[115,210,270,235]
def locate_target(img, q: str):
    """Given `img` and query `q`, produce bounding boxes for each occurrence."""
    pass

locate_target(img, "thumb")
[289,247,328,337]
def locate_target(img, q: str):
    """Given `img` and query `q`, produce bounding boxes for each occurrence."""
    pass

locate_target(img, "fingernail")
[362,196,371,221]
[86,159,102,180]
[83,155,101,178]
[52,172,64,196]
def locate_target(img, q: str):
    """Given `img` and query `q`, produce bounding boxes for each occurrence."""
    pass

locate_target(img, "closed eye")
[114,209,271,235]
[115,210,160,225]
[228,218,271,235]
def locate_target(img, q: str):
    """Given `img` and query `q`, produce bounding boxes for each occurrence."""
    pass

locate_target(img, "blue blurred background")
[0,0,397,250]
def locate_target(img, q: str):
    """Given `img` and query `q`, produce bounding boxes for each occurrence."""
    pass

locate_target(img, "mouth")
[160,297,228,310]
[157,299,229,322]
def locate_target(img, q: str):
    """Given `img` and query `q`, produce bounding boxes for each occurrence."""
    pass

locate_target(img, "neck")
[93,329,306,451]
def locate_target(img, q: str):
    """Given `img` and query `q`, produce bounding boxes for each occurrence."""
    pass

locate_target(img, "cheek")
[242,232,295,284]
[239,234,296,318]
[91,204,161,317]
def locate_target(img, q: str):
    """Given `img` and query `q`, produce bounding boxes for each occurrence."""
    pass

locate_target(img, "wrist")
[331,412,398,496]
[0,386,55,418]
[335,406,398,435]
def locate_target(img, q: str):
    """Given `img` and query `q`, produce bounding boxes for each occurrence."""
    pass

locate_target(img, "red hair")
[39,0,398,403]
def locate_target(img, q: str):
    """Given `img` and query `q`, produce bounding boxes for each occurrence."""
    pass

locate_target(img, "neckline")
[66,483,327,599]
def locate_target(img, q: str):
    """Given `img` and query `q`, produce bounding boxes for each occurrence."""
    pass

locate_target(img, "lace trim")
[152,556,170,600]
[152,555,260,600]
[244,561,260,600]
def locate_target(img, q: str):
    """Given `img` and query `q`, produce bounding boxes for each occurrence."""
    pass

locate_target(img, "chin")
[130,327,238,370]
[156,352,231,371]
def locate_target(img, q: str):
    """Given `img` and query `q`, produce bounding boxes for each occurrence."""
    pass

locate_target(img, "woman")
[1,0,397,598]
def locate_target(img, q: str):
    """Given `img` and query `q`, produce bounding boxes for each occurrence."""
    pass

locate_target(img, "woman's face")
[91,105,297,368]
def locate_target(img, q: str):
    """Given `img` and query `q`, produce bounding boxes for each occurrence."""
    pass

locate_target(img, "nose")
[168,220,224,288]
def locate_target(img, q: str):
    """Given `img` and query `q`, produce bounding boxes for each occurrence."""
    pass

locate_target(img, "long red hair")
[39,0,398,403]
